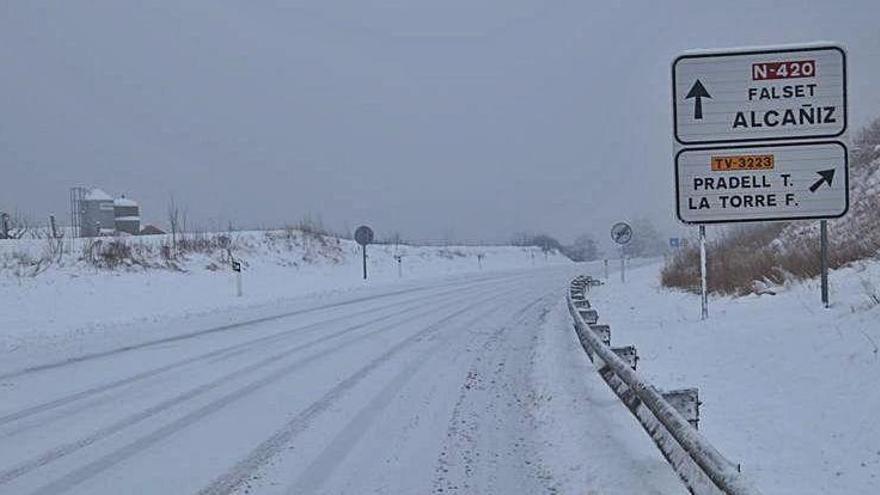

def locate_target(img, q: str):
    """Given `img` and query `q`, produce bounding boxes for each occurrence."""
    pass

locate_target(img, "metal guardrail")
[567,276,761,495]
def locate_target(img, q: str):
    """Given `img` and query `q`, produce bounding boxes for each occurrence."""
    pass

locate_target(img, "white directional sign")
[673,45,846,145]
[675,141,848,223]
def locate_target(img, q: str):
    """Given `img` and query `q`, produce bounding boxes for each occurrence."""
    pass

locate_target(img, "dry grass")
[662,201,880,296]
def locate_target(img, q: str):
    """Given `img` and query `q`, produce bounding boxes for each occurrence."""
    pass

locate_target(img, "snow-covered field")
[585,257,880,495]
[0,231,567,370]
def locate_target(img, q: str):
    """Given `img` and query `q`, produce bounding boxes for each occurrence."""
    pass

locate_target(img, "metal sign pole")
[610,222,632,284]
[700,225,708,320]
[820,220,829,308]
[362,245,368,280]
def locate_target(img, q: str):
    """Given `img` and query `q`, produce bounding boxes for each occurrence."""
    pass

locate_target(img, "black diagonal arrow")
[685,79,711,120]
[809,169,835,192]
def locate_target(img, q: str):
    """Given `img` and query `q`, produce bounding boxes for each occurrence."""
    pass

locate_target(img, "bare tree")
[383,231,404,247]
[167,195,180,256]
[565,234,599,262]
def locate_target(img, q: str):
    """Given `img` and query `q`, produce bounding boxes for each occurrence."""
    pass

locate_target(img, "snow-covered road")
[0,266,683,495]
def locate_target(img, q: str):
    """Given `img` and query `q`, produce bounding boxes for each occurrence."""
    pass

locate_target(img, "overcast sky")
[2,1,878,244]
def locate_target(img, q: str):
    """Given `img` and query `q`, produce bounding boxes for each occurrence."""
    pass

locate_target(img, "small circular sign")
[611,222,633,245]
[354,225,374,246]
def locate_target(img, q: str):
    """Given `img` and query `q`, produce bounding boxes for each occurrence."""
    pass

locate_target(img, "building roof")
[84,188,113,201]
[114,196,138,207]
[140,225,166,235]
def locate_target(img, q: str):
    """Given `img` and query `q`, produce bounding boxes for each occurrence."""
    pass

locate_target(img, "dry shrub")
[663,211,880,296]
[176,230,228,254]
[80,239,170,270]
[662,224,787,295]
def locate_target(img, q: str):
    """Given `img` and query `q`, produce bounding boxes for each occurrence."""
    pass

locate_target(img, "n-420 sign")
[673,45,846,145]
[672,44,849,225]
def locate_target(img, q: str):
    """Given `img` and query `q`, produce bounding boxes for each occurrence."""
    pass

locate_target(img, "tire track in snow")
[0,283,510,490]
[283,292,551,495]
[0,279,500,433]
[196,289,524,495]
[432,294,558,495]
[0,271,528,381]
[20,287,519,495]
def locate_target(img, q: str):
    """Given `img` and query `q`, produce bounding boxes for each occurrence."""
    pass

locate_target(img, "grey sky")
[2,1,878,244]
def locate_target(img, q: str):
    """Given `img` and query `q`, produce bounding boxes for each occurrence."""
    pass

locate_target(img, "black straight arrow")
[685,79,711,120]
[809,169,836,192]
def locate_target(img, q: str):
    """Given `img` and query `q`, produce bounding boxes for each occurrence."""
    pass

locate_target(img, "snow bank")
[585,258,880,494]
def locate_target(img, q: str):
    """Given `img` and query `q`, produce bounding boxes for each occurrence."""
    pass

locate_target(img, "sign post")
[673,44,848,308]
[610,222,633,284]
[354,225,374,280]
[699,225,708,320]
[820,220,829,308]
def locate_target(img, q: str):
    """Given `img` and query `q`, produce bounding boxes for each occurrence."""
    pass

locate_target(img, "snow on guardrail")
[567,275,762,495]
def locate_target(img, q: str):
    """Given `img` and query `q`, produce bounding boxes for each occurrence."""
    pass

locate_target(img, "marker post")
[231,259,242,297]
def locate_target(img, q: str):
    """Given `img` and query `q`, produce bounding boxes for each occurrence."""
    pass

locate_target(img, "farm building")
[113,196,141,235]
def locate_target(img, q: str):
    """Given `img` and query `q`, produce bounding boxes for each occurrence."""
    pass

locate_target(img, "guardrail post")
[611,345,638,370]
[589,324,611,346]
[578,309,599,325]
[662,388,701,430]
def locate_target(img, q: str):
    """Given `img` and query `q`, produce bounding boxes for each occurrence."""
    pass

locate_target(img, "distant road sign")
[673,45,846,145]
[354,225,374,246]
[610,222,632,245]
[231,260,241,272]
[675,141,848,224]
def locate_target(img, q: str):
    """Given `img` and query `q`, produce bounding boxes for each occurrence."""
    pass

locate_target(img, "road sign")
[354,225,374,246]
[675,141,848,224]
[673,45,846,145]
[231,260,241,272]
[610,222,632,245]
[354,225,374,280]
